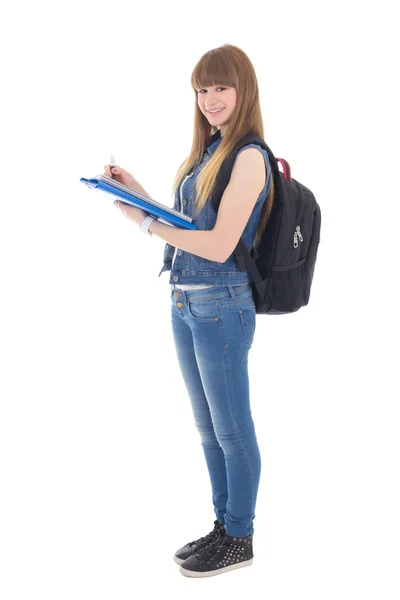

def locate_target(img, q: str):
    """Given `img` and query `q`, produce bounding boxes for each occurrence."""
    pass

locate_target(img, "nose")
[205,93,220,108]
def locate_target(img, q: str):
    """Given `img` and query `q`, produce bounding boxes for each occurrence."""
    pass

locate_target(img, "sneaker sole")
[179,558,253,578]
[173,555,186,565]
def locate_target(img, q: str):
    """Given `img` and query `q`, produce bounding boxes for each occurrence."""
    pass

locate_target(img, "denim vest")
[158,135,272,286]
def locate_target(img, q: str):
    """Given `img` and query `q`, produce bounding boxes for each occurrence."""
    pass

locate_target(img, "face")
[197,85,237,136]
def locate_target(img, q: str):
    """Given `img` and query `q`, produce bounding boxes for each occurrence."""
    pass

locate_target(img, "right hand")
[103,164,136,189]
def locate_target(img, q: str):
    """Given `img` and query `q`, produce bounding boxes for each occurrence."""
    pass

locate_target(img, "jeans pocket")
[239,307,256,348]
[187,299,219,322]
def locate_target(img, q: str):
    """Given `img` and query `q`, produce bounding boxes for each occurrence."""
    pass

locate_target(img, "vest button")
[173,276,179,282]
[174,291,180,297]
[176,302,183,308]
[183,199,187,206]
[177,249,182,255]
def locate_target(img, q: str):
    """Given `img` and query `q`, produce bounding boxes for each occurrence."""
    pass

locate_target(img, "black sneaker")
[174,519,225,565]
[179,530,254,578]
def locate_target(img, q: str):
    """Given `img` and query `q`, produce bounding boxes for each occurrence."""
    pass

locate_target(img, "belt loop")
[228,285,236,299]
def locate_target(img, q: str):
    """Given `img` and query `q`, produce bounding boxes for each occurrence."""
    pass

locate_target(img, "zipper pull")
[296,225,303,242]
[293,231,298,248]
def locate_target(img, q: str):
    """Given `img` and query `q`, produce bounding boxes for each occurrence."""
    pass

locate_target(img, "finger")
[104,165,111,176]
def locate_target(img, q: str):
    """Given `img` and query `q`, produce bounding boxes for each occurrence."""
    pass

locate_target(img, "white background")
[1,0,399,598]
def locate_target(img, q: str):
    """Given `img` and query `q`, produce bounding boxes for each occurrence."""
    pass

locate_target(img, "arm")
[121,179,218,258]
[212,148,266,263]
[147,147,265,263]
[148,219,221,263]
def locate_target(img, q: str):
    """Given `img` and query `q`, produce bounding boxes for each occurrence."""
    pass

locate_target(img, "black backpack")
[209,130,321,315]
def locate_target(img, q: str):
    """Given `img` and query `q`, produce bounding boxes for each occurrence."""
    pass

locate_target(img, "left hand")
[113,200,148,227]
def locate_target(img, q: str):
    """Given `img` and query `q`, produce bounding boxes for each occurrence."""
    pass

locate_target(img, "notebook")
[80,174,197,230]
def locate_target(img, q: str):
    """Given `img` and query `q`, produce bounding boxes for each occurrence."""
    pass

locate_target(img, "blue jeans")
[170,282,261,537]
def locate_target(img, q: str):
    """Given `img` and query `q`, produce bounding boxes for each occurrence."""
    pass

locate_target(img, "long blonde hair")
[172,43,275,251]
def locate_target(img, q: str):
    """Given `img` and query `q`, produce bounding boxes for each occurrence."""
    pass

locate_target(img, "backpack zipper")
[293,225,303,248]
[280,180,304,262]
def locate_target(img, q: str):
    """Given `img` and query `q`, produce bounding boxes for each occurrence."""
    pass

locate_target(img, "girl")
[106,44,274,578]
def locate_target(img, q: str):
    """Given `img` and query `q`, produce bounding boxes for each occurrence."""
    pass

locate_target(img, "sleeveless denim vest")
[158,135,272,286]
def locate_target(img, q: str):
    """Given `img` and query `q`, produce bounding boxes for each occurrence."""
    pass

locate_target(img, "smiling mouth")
[207,108,225,115]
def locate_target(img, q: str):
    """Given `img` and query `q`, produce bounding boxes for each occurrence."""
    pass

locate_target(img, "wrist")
[139,214,148,227]
[139,214,156,236]
[148,217,158,235]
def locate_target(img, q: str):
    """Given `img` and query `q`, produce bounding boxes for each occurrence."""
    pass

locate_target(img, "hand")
[103,164,151,197]
[104,163,149,227]
[103,164,136,189]
[113,200,148,227]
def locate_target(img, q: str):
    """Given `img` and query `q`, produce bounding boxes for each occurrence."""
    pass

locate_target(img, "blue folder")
[80,174,197,230]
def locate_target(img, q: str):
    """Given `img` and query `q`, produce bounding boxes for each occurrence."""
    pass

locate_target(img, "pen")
[110,154,116,179]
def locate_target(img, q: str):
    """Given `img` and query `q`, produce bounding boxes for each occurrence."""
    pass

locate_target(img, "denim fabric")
[159,135,272,286]
[170,282,261,537]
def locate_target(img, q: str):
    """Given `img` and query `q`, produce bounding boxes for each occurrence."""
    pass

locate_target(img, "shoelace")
[193,530,226,562]
[190,523,224,548]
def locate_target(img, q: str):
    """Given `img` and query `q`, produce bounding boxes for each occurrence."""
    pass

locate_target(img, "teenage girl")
[104,43,274,578]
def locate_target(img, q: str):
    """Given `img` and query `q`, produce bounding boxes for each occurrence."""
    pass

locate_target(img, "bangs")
[192,51,238,91]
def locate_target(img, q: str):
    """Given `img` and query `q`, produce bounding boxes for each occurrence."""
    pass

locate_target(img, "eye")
[198,87,226,93]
